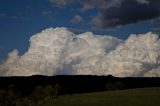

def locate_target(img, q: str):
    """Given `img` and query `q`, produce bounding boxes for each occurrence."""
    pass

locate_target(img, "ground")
[41,87,160,106]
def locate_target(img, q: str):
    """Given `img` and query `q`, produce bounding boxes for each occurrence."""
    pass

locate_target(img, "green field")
[41,87,160,106]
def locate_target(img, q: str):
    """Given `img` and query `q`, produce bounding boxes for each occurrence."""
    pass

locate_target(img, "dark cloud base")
[93,0,160,28]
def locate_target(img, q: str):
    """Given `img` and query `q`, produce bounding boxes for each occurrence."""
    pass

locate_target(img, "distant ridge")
[0,75,160,95]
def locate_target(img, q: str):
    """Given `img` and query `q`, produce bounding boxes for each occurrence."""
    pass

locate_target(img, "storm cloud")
[92,0,160,28]
[48,0,160,28]
[0,27,159,77]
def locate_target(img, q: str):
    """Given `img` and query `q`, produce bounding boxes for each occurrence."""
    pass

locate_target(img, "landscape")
[0,75,160,106]
[0,0,160,106]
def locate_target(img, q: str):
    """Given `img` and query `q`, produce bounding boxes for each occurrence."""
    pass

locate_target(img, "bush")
[105,81,124,91]
[114,81,124,90]
[0,89,7,105]
[16,97,35,106]
[105,82,115,91]
[44,85,55,97]
[31,86,45,103]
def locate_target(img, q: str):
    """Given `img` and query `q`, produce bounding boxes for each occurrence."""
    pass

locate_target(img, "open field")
[41,87,160,106]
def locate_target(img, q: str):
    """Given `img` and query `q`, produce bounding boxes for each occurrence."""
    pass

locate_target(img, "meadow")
[41,87,160,106]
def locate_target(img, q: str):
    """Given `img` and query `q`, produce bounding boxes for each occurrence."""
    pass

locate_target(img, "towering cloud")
[0,27,160,77]
[94,32,160,77]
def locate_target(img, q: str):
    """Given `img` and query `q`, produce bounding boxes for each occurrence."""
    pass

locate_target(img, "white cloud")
[0,27,160,77]
[94,32,160,77]
[144,67,160,77]
[71,15,84,24]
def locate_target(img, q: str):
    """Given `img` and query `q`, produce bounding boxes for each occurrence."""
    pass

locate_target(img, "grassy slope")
[41,87,160,106]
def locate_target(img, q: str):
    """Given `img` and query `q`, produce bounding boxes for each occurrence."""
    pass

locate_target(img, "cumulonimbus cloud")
[0,27,160,77]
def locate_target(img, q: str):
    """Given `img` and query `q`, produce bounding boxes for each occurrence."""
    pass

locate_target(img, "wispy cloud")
[41,11,54,21]
[71,15,84,24]
[0,12,28,20]
[0,13,6,18]
[9,15,27,20]
[41,11,52,16]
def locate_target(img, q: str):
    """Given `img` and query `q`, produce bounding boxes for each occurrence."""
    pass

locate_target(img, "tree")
[105,81,124,91]
[105,82,115,91]
[0,89,7,105]
[54,83,61,97]
[44,85,55,97]
[114,81,124,90]
[16,97,35,106]
[7,84,19,105]
[31,86,45,103]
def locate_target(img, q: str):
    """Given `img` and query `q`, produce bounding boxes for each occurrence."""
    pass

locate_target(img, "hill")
[0,75,160,95]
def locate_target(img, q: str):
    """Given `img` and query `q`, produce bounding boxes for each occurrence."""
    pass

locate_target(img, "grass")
[41,87,160,106]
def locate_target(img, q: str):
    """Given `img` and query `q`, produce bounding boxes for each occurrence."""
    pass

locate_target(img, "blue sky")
[0,0,160,61]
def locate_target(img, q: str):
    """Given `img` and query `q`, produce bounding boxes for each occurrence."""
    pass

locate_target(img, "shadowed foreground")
[41,87,160,106]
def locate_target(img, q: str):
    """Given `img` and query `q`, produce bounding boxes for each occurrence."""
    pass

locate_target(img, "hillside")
[41,87,160,106]
[0,76,160,106]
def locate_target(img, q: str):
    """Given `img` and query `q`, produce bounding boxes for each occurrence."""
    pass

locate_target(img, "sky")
[0,0,160,60]
[0,0,160,77]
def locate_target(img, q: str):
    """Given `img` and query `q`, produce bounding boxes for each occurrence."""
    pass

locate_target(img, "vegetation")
[0,76,160,106]
[0,83,61,106]
[41,87,160,106]
[105,81,124,91]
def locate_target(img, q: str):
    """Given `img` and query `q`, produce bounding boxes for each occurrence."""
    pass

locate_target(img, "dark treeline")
[0,75,160,95]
